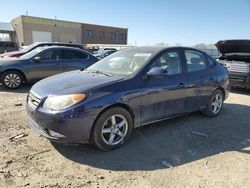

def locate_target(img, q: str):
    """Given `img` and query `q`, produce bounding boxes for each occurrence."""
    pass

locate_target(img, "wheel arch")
[1,69,27,82]
[215,87,226,99]
[90,102,135,141]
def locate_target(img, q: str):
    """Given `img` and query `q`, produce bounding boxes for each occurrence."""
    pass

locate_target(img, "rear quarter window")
[207,56,217,66]
[63,50,88,60]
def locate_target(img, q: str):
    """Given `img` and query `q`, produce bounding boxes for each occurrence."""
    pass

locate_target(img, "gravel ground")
[0,85,249,188]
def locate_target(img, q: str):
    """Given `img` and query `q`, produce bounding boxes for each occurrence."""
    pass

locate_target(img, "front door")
[140,50,188,125]
[27,49,63,82]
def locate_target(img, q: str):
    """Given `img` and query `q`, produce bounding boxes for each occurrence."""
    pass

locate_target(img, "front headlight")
[43,94,86,111]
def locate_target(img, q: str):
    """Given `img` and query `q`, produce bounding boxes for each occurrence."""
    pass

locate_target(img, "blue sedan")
[0,46,98,89]
[27,46,230,150]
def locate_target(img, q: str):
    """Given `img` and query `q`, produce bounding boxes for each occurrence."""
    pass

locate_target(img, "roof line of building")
[14,15,128,30]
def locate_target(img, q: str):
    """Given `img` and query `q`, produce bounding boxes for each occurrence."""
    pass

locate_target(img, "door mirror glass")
[147,67,168,77]
[33,56,41,62]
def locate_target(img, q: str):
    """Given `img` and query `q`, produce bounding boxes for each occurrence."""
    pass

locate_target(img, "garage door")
[32,31,52,43]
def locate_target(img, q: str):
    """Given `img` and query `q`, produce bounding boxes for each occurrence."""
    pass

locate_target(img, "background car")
[0,41,18,54]
[0,46,98,89]
[216,40,250,89]
[27,46,230,151]
[0,42,84,58]
[94,49,117,59]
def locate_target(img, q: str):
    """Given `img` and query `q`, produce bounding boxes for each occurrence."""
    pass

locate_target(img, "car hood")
[215,40,250,54]
[0,58,24,65]
[30,70,124,99]
[0,51,23,57]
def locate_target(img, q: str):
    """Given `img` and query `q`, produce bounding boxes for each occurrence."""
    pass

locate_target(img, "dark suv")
[0,41,18,54]
[0,46,98,89]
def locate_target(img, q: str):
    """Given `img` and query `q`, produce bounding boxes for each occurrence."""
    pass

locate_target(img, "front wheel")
[202,89,224,117]
[92,107,133,151]
[1,71,24,89]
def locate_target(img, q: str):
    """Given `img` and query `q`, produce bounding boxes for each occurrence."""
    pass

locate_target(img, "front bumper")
[26,96,97,143]
[229,72,250,89]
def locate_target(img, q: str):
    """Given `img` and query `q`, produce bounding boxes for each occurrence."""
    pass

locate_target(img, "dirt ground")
[0,85,249,188]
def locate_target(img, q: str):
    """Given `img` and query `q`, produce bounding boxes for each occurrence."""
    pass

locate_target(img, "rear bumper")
[229,72,250,89]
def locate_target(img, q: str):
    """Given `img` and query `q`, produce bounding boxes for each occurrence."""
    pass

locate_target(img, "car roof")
[120,46,203,55]
[34,42,82,46]
[37,46,85,50]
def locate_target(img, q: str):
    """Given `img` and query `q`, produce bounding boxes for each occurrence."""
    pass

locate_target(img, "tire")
[1,71,24,89]
[202,89,224,117]
[92,107,133,151]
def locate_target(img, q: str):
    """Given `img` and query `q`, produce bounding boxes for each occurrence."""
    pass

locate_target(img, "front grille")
[27,93,41,110]
[226,61,250,73]
[230,75,247,82]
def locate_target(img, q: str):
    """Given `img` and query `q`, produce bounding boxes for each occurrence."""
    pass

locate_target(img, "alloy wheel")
[4,73,21,88]
[101,114,128,145]
[211,93,223,114]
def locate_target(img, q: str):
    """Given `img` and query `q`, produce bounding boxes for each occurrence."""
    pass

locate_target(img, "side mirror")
[33,56,41,62]
[146,67,168,78]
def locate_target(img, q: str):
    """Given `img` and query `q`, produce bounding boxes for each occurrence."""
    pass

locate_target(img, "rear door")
[27,49,63,81]
[183,49,216,112]
[62,49,92,71]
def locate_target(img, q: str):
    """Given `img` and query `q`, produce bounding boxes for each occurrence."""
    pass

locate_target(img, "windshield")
[20,47,45,59]
[20,43,38,53]
[87,50,152,76]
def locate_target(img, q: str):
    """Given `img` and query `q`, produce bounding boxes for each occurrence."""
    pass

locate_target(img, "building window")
[122,33,126,41]
[118,33,122,40]
[84,30,93,38]
[118,33,126,41]
[109,32,116,40]
[100,31,105,39]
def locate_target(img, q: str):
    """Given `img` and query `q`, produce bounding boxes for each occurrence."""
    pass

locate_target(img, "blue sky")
[1,0,250,46]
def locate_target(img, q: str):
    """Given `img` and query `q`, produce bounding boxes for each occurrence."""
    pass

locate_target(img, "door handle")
[178,83,185,88]
[209,77,215,81]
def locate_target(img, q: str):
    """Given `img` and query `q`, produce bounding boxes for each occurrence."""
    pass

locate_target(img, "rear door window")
[185,50,207,72]
[63,50,88,60]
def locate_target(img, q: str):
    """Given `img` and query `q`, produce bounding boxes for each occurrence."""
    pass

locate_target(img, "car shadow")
[0,83,32,93]
[53,103,250,171]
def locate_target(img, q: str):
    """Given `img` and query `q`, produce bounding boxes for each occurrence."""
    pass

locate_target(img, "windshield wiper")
[87,69,113,77]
